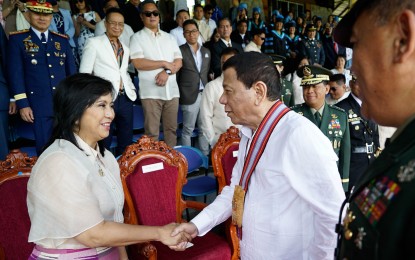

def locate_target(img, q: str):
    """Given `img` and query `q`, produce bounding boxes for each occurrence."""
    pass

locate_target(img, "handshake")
[158,222,199,251]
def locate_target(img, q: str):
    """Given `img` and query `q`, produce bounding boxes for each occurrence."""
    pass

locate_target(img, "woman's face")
[76,93,114,148]
[75,0,86,11]
[336,57,346,69]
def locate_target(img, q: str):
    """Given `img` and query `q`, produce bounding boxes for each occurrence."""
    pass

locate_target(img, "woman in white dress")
[27,74,190,259]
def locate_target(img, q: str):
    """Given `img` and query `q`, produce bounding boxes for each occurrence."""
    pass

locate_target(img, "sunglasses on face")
[330,87,338,92]
[207,12,213,15]
[260,37,265,41]
[143,11,160,17]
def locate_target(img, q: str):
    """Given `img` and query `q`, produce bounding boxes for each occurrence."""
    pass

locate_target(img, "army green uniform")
[281,79,294,107]
[291,103,350,191]
[336,118,415,259]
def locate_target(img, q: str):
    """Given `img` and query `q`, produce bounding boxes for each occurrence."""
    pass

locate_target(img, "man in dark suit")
[0,25,16,160]
[336,74,380,193]
[291,65,350,192]
[210,18,243,78]
[333,1,415,259]
[322,24,345,70]
[230,19,250,49]
[177,20,211,155]
[7,0,76,154]
[122,0,143,32]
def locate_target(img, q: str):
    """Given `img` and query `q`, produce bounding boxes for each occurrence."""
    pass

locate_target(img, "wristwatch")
[165,69,172,75]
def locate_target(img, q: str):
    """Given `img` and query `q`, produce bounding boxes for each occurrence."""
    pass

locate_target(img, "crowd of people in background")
[0,0,393,175]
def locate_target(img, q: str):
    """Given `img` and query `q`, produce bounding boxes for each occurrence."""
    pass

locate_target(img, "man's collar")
[143,26,161,36]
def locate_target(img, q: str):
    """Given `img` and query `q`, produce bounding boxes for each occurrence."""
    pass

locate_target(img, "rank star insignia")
[354,227,366,249]
[397,159,415,182]
[60,60,64,66]
[55,42,61,50]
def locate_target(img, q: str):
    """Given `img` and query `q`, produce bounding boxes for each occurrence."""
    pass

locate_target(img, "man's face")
[204,9,213,20]
[220,53,235,68]
[105,12,124,39]
[328,81,346,100]
[194,6,204,20]
[130,0,140,7]
[141,3,160,30]
[325,26,332,35]
[183,23,199,45]
[220,67,256,126]
[253,33,265,46]
[218,20,232,39]
[275,21,283,31]
[307,30,316,39]
[176,11,189,27]
[349,79,360,97]
[29,11,53,32]
[350,10,394,124]
[104,0,119,12]
[303,82,329,109]
[237,22,247,34]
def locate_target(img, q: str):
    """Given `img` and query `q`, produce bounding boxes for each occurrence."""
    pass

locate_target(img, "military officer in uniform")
[7,0,76,154]
[269,54,294,107]
[297,24,325,66]
[333,0,415,259]
[291,65,350,192]
[336,74,380,193]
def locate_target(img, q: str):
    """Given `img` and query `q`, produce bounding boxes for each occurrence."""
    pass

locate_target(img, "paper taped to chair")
[142,162,164,173]
[233,151,238,157]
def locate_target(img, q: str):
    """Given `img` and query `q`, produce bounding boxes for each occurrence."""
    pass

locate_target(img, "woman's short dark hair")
[44,73,114,156]
[222,52,281,101]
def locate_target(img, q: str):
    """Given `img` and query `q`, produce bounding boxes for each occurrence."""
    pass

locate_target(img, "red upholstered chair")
[118,136,231,259]
[211,126,241,260]
[0,149,37,259]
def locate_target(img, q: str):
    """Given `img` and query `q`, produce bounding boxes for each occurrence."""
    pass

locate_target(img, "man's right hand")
[20,107,34,123]
[169,222,199,251]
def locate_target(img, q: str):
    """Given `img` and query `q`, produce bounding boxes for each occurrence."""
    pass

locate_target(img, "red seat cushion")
[0,177,34,258]
[221,144,239,186]
[154,231,231,260]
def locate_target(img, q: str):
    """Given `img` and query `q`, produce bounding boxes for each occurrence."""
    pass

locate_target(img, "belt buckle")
[118,89,125,96]
[366,143,374,154]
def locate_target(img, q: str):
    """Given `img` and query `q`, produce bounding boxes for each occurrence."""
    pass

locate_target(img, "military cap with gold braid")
[297,65,333,86]
[269,54,286,65]
[26,0,53,14]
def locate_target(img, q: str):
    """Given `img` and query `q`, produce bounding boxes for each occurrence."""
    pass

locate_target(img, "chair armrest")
[225,219,241,260]
[184,200,207,211]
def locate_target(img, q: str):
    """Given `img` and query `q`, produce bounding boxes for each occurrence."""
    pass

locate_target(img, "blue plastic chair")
[174,145,217,220]
[174,146,216,196]
[9,118,37,156]
[132,105,145,142]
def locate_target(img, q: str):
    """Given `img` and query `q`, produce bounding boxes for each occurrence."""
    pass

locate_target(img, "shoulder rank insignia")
[329,104,346,112]
[9,29,29,35]
[50,30,69,39]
